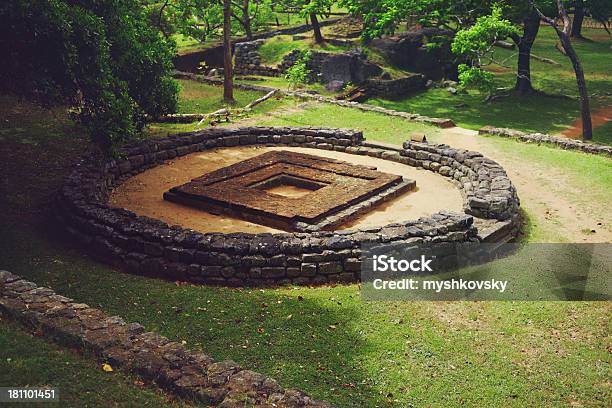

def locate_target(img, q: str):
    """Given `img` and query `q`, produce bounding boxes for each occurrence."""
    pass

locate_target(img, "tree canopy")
[0,0,179,151]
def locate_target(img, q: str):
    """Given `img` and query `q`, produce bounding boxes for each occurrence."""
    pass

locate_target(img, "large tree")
[0,0,179,151]
[278,0,336,43]
[534,0,593,139]
[570,0,612,38]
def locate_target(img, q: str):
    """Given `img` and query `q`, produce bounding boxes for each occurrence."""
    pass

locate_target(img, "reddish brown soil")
[561,105,612,138]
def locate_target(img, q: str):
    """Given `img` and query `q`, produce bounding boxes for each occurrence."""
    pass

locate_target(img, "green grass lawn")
[0,223,610,407]
[144,79,290,138]
[0,318,188,407]
[242,100,440,143]
[176,79,284,113]
[368,27,612,143]
[1,87,611,407]
[258,34,349,65]
[593,120,612,145]
[235,75,335,95]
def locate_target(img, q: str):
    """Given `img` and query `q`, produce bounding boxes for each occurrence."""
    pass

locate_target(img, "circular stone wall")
[55,126,520,286]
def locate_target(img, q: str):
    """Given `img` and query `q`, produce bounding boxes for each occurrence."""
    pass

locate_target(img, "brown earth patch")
[110,146,464,234]
[561,105,612,138]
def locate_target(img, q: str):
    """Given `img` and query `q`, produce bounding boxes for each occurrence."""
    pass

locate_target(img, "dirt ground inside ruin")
[110,146,464,234]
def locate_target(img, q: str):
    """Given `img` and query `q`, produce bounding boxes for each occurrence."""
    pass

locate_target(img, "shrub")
[285,50,312,89]
[0,0,179,152]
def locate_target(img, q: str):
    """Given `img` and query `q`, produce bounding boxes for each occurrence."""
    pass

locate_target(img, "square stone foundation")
[164,150,415,231]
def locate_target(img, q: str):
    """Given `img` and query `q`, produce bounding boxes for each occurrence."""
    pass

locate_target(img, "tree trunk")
[558,33,592,139]
[243,0,252,40]
[223,0,234,102]
[310,13,324,43]
[553,0,592,139]
[571,0,585,38]
[514,11,541,94]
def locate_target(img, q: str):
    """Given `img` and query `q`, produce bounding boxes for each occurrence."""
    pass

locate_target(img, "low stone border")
[172,71,455,129]
[0,270,332,407]
[479,126,612,156]
[54,126,519,286]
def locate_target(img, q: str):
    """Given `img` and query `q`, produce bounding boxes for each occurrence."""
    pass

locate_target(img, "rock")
[325,80,346,92]
[281,48,383,85]
[380,71,392,80]
[369,28,459,80]
[447,86,457,95]
[319,50,383,84]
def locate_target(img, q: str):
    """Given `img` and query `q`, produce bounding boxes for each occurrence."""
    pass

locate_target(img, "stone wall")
[234,39,282,77]
[55,126,519,286]
[364,74,426,98]
[278,49,382,85]
[479,126,612,156]
[0,271,332,407]
[173,18,342,73]
[234,39,264,66]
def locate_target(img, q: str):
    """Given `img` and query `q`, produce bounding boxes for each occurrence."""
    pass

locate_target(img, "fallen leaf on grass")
[102,363,113,372]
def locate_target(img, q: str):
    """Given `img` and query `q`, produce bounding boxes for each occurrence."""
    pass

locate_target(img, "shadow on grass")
[369,88,581,134]
[0,220,380,407]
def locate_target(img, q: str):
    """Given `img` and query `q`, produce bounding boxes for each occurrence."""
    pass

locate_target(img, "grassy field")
[176,79,285,113]
[143,80,290,138]
[258,34,349,65]
[235,75,335,95]
[0,318,188,407]
[1,86,611,406]
[368,27,612,143]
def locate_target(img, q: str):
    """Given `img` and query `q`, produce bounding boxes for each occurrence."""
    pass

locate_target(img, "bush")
[457,64,495,95]
[0,0,179,152]
[285,50,312,89]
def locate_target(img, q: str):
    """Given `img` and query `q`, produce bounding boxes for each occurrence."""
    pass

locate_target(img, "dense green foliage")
[168,0,274,41]
[0,0,179,151]
[285,50,313,88]
[452,6,519,96]
[340,0,493,40]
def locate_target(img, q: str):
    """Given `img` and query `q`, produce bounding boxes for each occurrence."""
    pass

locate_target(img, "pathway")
[435,127,611,243]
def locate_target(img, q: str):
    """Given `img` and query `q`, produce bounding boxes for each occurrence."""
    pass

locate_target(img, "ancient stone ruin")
[55,126,520,287]
[164,150,415,232]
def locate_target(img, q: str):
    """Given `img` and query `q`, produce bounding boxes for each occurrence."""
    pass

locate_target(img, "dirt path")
[434,127,611,243]
[560,105,612,138]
